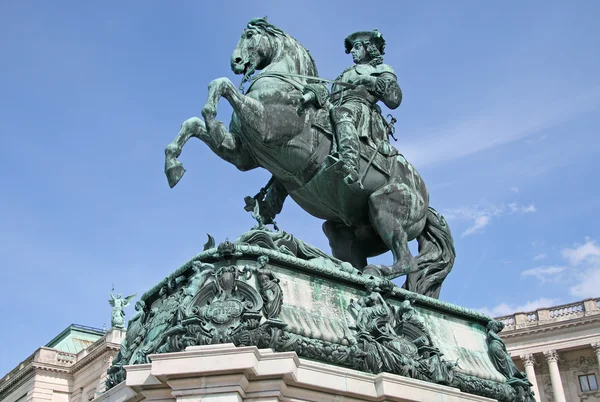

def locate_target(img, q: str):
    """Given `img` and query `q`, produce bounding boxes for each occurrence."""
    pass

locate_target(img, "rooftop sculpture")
[108,288,136,329]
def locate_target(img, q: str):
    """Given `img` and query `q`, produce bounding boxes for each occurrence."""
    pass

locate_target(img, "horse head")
[231,18,318,83]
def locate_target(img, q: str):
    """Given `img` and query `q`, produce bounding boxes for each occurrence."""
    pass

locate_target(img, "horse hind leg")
[364,182,427,280]
[323,221,368,269]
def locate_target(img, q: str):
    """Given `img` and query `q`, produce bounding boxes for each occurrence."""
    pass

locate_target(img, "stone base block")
[97,343,493,402]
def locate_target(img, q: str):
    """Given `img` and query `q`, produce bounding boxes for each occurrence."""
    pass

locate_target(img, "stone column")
[520,354,540,402]
[593,342,600,368]
[544,350,566,402]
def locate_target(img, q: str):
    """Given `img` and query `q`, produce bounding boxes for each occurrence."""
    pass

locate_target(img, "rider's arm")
[374,72,402,109]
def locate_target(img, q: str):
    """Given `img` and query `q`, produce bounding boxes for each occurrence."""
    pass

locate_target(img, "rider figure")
[327,29,402,184]
[247,30,402,224]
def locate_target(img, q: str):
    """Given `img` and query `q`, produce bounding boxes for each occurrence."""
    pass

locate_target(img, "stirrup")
[340,164,359,185]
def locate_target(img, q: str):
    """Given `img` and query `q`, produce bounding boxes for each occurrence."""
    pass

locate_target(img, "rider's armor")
[330,62,399,184]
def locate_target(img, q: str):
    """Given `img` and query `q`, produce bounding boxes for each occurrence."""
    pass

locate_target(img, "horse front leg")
[202,77,266,134]
[164,117,207,188]
[201,77,229,123]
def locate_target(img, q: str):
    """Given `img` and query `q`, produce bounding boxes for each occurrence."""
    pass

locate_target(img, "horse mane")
[246,18,319,78]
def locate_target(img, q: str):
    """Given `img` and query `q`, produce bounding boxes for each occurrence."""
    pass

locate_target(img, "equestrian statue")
[164,18,455,299]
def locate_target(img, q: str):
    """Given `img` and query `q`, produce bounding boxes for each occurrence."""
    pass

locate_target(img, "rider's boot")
[336,121,360,185]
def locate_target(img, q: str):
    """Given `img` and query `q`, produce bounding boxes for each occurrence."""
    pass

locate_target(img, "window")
[579,374,599,392]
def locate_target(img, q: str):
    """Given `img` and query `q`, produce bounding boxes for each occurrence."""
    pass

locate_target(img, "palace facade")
[497,298,600,402]
[0,325,124,402]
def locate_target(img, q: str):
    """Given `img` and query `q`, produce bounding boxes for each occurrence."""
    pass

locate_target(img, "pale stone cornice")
[0,350,38,398]
[116,343,492,402]
[0,333,122,400]
[500,312,600,339]
[506,332,600,357]
[0,365,34,399]
[71,342,120,373]
[31,362,72,374]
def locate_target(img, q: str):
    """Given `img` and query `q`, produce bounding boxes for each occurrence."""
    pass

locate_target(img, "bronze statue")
[164,18,455,298]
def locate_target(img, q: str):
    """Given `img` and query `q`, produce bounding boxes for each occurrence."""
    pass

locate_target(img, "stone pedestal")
[96,343,493,402]
[103,231,534,401]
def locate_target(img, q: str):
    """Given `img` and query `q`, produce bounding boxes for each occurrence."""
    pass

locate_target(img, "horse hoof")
[166,163,186,188]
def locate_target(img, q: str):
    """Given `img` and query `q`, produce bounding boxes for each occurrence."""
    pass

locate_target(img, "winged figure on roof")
[109,288,137,329]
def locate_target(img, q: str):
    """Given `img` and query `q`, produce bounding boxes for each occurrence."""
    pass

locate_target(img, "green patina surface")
[45,324,105,354]
[106,230,534,401]
[164,17,455,299]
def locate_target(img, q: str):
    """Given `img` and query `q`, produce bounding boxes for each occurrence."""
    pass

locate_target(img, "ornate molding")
[560,356,598,371]
[71,344,120,373]
[592,342,600,355]
[105,232,535,402]
[140,231,492,325]
[520,354,536,367]
[543,350,559,363]
[499,314,600,339]
[0,368,35,400]
[31,362,71,374]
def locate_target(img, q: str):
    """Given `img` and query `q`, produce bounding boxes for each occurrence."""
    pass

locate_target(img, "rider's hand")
[301,91,316,104]
[349,85,372,99]
[354,76,377,88]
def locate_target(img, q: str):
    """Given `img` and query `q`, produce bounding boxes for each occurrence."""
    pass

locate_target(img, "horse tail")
[403,206,456,299]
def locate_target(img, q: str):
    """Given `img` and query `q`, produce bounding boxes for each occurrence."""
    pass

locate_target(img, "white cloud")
[508,203,536,214]
[510,187,520,193]
[563,238,600,298]
[401,86,600,168]
[463,216,490,236]
[478,297,560,318]
[521,266,566,282]
[508,202,536,214]
[533,253,547,261]
[561,237,600,266]
[521,238,600,299]
[570,268,600,299]
[443,201,536,236]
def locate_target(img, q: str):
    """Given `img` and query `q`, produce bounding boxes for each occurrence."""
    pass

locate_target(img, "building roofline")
[45,324,106,348]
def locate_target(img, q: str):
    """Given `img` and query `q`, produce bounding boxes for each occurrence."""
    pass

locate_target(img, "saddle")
[311,107,397,177]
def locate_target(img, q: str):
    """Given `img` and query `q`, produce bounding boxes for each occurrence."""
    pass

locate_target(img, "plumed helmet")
[344,29,386,55]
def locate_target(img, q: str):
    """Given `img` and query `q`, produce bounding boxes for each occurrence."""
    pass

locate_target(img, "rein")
[245,71,307,93]
[242,71,357,93]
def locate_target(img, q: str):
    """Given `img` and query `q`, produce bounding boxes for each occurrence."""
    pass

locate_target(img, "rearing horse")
[164,18,455,299]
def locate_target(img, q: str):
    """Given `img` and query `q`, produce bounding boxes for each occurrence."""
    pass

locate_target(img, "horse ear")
[263,15,268,21]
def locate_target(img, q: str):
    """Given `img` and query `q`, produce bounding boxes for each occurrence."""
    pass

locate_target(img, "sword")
[357,140,383,190]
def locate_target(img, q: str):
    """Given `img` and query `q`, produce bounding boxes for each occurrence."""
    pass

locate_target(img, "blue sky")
[1,1,599,375]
